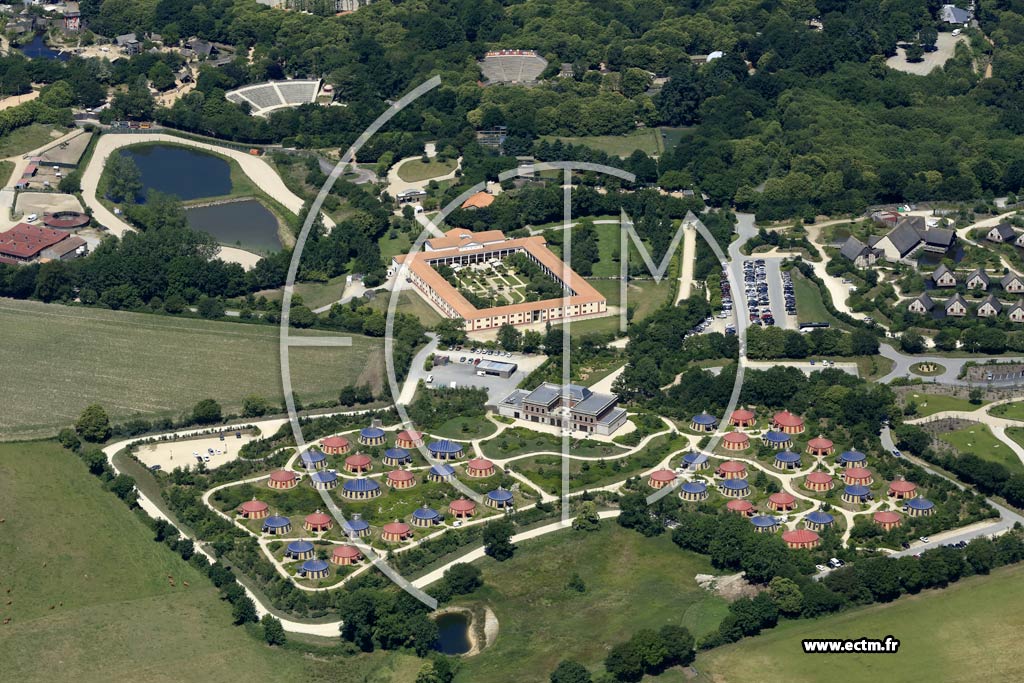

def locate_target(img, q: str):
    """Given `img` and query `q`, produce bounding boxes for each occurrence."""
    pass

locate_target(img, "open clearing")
[0,440,419,683]
[989,400,1024,421]
[396,157,458,182]
[452,524,728,682]
[0,299,383,440]
[906,393,985,417]
[697,563,1024,683]
[542,129,663,158]
[939,423,1022,474]
[886,33,966,76]
[0,122,63,157]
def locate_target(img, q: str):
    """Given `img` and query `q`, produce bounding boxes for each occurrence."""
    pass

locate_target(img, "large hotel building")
[391,228,608,331]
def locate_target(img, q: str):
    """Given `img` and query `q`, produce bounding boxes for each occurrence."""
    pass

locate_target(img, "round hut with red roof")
[782,529,821,550]
[844,467,873,486]
[888,480,918,500]
[386,469,416,489]
[722,431,750,451]
[396,430,424,449]
[331,545,363,566]
[344,453,372,474]
[304,511,333,533]
[238,498,269,520]
[772,410,805,434]
[806,435,834,456]
[767,492,796,512]
[648,469,677,489]
[320,435,351,456]
[804,471,835,492]
[466,458,496,478]
[449,498,477,518]
[874,510,902,531]
[726,499,755,516]
[268,469,297,490]
[716,460,748,480]
[381,521,413,543]
[730,408,756,428]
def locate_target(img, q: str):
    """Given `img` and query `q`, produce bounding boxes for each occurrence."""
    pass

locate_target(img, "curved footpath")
[79,133,335,270]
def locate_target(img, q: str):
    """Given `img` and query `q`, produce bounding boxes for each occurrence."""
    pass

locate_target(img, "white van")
[25,213,37,222]
[952,28,962,36]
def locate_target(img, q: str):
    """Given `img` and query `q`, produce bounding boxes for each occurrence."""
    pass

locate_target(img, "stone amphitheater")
[478,50,548,85]
[225,79,322,117]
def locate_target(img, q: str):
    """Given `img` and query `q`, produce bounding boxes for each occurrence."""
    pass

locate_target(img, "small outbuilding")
[722,432,750,451]
[285,540,314,560]
[383,448,413,467]
[679,481,708,501]
[300,449,328,471]
[690,412,718,432]
[381,521,413,542]
[774,451,802,470]
[344,453,372,474]
[719,478,750,498]
[772,411,805,434]
[804,509,834,530]
[804,471,835,492]
[238,498,269,519]
[751,514,780,533]
[782,529,820,550]
[806,436,834,456]
[888,479,918,499]
[726,499,754,516]
[762,431,793,449]
[268,469,298,489]
[331,544,363,566]
[682,452,709,470]
[359,426,387,446]
[342,478,382,500]
[486,488,514,509]
[730,408,756,428]
[411,505,442,528]
[342,516,371,538]
[904,497,935,517]
[310,470,339,490]
[838,450,867,468]
[321,435,351,455]
[304,511,333,533]
[396,430,424,449]
[767,492,796,512]
[873,510,902,531]
[449,498,477,518]
[716,460,748,479]
[843,467,873,486]
[262,516,292,535]
[428,463,456,482]
[428,440,464,460]
[298,558,330,580]
[386,469,416,489]
[466,458,497,478]
[842,484,871,504]
[648,469,677,489]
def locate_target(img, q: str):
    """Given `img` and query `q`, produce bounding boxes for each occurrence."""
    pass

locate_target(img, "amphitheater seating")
[224,79,321,117]
[479,50,547,84]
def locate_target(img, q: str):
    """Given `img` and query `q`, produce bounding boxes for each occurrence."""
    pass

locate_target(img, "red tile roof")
[0,223,68,260]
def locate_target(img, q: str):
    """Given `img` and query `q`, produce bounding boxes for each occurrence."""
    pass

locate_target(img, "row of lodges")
[699,409,807,434]
[320,429,425,454]
[298,438,468,474]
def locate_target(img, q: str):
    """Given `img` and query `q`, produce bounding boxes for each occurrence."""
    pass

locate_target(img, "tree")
[658,624,695,667]
[566,572,586,592]
[76,404,111,442]
[435,318,466,347]
[197,296,225,319]
[605,641,643,682]
[242,395,269,417]
[899,331,925,354]
[483,518,516,561]
[261,614,286,646]
[232,595,258,624]
[497,323,522,351]
[551,660,592,683]
[969,387,984,405]
[108,473,136,503]
[656,63,701,126]
[289,304,316,328]
[148,61,177,91]
[442,563,483,595]
[919,26,938,50]
[767,576,804,616]
[572,500,602,531]
[58,170,82,194]
[905,43,925,62]
[191,398,222,424]
[105,153,142,203]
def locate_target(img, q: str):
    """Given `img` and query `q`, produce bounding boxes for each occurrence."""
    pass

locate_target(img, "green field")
[697,563,1024,683]
[989,401,1024,421]
[904,392,985,417]
[0,440,421,683]
[939,423,1022,473]
[998,428,1024,473]
[396,158,458,182]
[0,122,63,157]
[791,270,851,330]
[452,524,728,682]
[542,129,663,158]
[0,299,384,440]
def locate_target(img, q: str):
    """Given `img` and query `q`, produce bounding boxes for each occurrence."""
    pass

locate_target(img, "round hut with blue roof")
[486,487,514,509]
[761,430,792,449]
[262,515,292,535]
[774,450,802,470]
[342,477,382,501]
[838,450,867,468]
[904,497,935,517]
[842,484,871,504]
[285,540,315,561]
[682,452,709,471]
[343,515,371,538]
[428,463,455,482]
[298,558,330,580]
[299,448,327,471]
[428,439,464,461]
[382,447,413,468]
[750,514,780,533]
[679,481,709,502]
[359,425,387,447]
[309,470,339,490]
[804,509,835,531]
[719,478,750,498]
[411,505,442,528]
[690,412,718,433]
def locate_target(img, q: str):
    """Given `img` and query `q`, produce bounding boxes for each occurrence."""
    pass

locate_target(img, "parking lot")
[426,348,547,404]
[742,258,797,330]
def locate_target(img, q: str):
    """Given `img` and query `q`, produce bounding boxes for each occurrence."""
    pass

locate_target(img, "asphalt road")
[763,257,792,330]
[877,344,1024,385]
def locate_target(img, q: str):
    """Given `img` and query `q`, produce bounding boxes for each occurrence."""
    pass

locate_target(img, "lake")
[20,35,69,61]
[122,145,232,201]
[433,611,471,655]
[186,200,282,253]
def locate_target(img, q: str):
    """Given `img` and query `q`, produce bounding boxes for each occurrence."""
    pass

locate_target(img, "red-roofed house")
[0,223,69,262]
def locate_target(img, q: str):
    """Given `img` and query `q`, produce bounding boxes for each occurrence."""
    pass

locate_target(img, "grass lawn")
[996,428,1024,474]
[0,440,421,683]
[560,277,675,336]
[396,158,457,183]
[939,423,1021,473]
[0,122,62,157]
[481,427,626,460]
[380,230,413,260]
[366,290,445,328]
[696,563,1024,683]
[426,415,497,440]
[452,524,728,682]
[0,299,384,440]
[905,392,985,417]
[0,159,14,185]
[791,270,851,330]
[541,129,663,158]
[249,274,349,310]
[990,401,1024,421]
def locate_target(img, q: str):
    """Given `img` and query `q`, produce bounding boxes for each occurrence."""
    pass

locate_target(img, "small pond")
[186,200,282,253]
[19,35,69,61]
[433,611,471,655]
[121,145,232,202]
